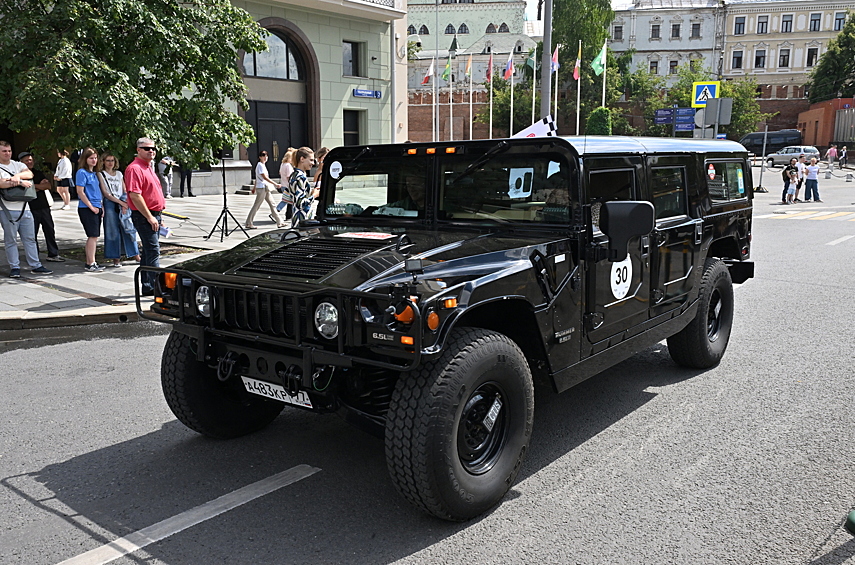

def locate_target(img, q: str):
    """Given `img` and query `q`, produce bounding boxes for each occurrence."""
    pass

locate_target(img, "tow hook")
[278,364,302,396]
[217,351,239,382]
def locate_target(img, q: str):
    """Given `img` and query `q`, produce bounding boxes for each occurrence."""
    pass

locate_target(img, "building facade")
[406,0,526,51]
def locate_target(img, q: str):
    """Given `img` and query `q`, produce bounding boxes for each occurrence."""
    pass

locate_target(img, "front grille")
[220,288,299,337]
[235,237,393,279]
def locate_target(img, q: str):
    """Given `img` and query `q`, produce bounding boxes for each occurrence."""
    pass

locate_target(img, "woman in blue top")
[289,146,315,227]
[76,147,105,272]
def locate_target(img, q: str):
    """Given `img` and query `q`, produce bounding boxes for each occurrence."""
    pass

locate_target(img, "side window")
[650,167,687,220]
[707,161,747,203]
[588,169,635,229]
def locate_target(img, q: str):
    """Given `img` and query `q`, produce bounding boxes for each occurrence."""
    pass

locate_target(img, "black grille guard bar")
[134,266,423,372]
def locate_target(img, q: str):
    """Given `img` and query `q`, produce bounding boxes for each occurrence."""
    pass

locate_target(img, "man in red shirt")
[126,137,166,295]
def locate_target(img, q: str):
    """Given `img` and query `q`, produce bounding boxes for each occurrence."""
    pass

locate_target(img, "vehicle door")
[647,159,700,315]
[583,157,650,347]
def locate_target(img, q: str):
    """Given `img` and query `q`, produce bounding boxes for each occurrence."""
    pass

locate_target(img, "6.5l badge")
[372,332,394,341]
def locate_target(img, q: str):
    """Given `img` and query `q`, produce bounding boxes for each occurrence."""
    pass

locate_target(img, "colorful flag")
[441,56,451,81]
[573,45,581,80]
[422,60,434,85]
[503,52,514,80]
[591,39,607,76]
[465,54,472,78]
[486,52,493,81]
[553,46,562,75]
[526,49,537,71]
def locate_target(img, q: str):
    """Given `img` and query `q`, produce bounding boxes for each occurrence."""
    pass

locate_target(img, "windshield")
[324,157,429,219]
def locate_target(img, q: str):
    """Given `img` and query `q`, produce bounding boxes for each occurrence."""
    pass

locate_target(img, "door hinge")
[652,289,664,303]
[584,312,604,331]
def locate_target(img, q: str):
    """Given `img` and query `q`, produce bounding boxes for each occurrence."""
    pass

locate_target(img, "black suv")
[137,136,754,521]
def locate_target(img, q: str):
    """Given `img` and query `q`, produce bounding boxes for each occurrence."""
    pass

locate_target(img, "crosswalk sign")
[692,81,720,108]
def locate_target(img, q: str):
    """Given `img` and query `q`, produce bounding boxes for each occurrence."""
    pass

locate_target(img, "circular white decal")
[610,257,632,300]
[329,161,343,180]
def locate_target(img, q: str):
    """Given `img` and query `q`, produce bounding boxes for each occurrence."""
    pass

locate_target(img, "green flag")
[591,40,607,76]
[441,56,451,81]
[526,49,537,71]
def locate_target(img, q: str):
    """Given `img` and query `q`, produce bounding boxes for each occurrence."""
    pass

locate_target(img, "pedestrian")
[277,147,296,218]
[289,146,316,227]
[98,153,140,267]
[825,144,838,171]
[54,149,73,210]
[0,141,52,278]
[840,146,848,168]
[793,154,807,202]
[310,146,329,219]
[126,137,166,296]
[804,157,822,202]
[786,166,797,204]
[75,147,105,272]
[177,162,194,197]
[245,150,283,229]
[19,152,65,262]
[781,158,797,204]
[157,155,176,199]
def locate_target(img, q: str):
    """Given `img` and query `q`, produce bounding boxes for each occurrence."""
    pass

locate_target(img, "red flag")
[573,44,581,80]
[486,53,493,81]
[503,51,514,80]
[422,60,434,85]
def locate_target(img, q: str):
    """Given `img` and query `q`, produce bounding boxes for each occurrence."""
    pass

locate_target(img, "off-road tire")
[667,258,734,369]
[161,331,283,439]
[385,327,534,521]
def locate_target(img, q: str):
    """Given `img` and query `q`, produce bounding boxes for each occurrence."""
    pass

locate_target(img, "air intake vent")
[235,237,393,279]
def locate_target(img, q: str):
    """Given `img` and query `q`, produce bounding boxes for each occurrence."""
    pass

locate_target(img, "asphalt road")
[1,192,854,564]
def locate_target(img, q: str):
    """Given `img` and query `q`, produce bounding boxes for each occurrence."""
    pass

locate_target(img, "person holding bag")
[245,150,283,229]
[0,141,52,278]
[98,153,140,267]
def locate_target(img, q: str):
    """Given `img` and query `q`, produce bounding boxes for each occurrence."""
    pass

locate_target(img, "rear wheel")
[161,331,283,439]
[667,258,734,369]
[385,328,534,521]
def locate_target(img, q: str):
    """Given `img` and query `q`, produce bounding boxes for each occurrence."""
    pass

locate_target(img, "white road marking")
[826,235,855,246]
[57,464,321,565]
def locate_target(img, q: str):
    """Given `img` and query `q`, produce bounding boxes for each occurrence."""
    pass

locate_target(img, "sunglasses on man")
[138,147,157,151]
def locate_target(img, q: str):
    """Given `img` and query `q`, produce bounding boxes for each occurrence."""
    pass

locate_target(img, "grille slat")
[235,237,393,279]
[216,288,298,338]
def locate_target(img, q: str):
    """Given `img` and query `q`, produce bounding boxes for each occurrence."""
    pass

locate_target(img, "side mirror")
[600,201,655,262]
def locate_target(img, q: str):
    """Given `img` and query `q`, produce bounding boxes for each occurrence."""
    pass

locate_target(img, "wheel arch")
[706,235,741,261]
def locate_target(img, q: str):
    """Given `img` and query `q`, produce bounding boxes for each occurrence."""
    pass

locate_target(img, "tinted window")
[707,161,747,203]
[651,167,687,219]
[588,169,635,229]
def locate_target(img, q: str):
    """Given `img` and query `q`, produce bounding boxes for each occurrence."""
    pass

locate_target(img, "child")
[786,167,797,204]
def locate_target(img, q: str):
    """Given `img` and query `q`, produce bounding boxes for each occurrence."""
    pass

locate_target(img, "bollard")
[847,174,853,182]
[825,170,832,180]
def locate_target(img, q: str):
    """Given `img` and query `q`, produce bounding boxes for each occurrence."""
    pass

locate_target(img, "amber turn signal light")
[401,336,414,345]
[155,297,164,304]
[445,147,456,154]
[426,311,440,331]
[393,305,415,324]
[443,298,458,309]
[164,272,178,289]
[426,147,436,154]
[407,148,417,155]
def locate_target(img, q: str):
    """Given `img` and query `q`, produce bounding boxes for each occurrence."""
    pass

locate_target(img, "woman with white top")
[245,151,283,229]
[98,153,140,267]
[54,149,73,210]
[803,157,822,203]
[277,147,296,219]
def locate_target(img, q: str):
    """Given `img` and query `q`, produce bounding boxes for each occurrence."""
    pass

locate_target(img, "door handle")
[641,235,650,257]
[695,222,703,245]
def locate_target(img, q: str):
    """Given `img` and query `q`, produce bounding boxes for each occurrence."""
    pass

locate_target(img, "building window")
[835,12,846,31]
[407,24,416,35]
[671,23,681,38]
[734,17,745,35]
[757,16,768,34]
[669,60,678,74]
[486,23,496,34]
[343,110,360,146]
[691,23,701,37]
[754,49,766,68]
[459,0,473,3]
[690,59,699,70]
[810,13,821,32]
[651,24,660,39]
[613,25,623,41]
[342,41,361,77]
[732,50,743,69]
[445,24,455,34]
[440,0,457,3]
[807,47,818,66]
[781,14,792,33]
[419,25,429,35]
[498,23,509,33]
[242,32,304,81]
[779,48,790,67]
[649,60,659,74]
[458,23,469,34]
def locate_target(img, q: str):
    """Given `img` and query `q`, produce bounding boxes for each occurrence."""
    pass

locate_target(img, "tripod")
[205,153,248,242]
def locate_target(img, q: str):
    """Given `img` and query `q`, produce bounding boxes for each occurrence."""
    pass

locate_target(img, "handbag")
[120,207,136,235]
[0,166,37,202]
[263,180,277,193]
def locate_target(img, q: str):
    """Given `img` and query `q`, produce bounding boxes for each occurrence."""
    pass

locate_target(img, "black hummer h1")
[137,136,754,521]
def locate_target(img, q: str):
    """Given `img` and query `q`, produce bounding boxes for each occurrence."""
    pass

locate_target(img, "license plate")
[482,396,502,432]
[241,376,313,408]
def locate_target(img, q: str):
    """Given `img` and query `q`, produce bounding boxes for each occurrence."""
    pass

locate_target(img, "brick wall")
[408,91,497,141]
[758,99,811,131]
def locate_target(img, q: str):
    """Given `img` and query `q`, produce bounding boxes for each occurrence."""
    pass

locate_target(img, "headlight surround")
[196,285,212,317]
[314,301,339,339]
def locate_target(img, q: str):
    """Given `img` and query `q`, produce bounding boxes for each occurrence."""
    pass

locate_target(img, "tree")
[0,0,266,167]
[806,13,855,103]
[586,107,612,135]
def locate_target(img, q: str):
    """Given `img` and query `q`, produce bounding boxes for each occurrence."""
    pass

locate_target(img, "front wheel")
[385,328,534,521]
[667,258,734,369]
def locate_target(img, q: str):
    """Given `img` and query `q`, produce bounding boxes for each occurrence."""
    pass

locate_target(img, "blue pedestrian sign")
[692,81,720,108]
[353,89,382,99]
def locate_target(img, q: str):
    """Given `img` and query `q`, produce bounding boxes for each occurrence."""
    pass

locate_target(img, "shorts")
[78,206,102,237]
[787,185,796,195]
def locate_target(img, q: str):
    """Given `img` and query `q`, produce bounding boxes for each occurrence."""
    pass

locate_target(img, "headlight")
[196,286,212,317]
[314,301,339,339]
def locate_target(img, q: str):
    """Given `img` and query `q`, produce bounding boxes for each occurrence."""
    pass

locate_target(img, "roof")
[556,136,747,156]
[616,0,720,9]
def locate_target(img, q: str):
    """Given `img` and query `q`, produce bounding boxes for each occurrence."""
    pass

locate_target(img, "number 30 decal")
[610,257,632,299]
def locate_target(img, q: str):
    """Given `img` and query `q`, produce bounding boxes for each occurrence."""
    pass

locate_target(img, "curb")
[0,304,140,330]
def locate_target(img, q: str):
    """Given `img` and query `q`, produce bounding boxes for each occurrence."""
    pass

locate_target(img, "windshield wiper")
[336,146,373,179]
[448,141,509,186]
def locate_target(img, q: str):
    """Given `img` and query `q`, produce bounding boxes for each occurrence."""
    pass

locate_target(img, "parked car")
[765,145,820,166]
[739,129,802,155]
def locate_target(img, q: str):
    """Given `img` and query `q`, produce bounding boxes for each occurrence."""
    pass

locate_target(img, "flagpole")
[433,53,437,141]
[554,68,559,123]
[469,57,473,140]
[489,71,493,139]
[434,0,439,141]
[601,39,606,108]
[510,59,515,136]
[531,51,536,125]
[449,64,453,141]
[576,40,581,135]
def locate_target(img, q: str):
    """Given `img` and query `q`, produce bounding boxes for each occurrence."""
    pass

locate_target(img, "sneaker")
[60,204,70,210]
[794,199,802,203]
[31,266,53,274]
[815,199,824,202]
[107,262,122,268]
[165,194,173,199]
[46,255,66,262]
[84,263,106,272]
[9,268,20,278]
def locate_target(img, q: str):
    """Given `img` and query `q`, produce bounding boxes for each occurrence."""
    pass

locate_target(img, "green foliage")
[587,107,612,135]
[806,13,855,103]
[474,73,542,137]
[408,41,423,62]
[0,0,266,166]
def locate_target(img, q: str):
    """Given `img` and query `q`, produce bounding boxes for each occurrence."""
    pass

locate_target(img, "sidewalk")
[0,193,284,329]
